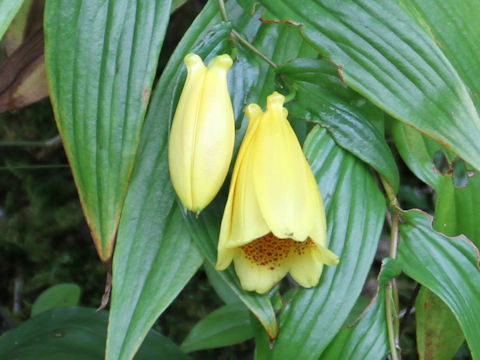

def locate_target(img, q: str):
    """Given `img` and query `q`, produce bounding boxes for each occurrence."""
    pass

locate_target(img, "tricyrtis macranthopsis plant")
[168,53,235,214]
[216,92,338,294]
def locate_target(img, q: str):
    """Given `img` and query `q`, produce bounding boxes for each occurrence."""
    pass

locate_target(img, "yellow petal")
[168,54,235,214]
[252,92,316,241]
[288,242,324,288]
[233,244,288,294]
[216,104,269,269]
[168,54,206,210]
[190,54,235,212]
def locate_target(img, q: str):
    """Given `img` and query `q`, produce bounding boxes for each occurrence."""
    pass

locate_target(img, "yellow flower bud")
[216,91,339,294]
[168,53,235,214]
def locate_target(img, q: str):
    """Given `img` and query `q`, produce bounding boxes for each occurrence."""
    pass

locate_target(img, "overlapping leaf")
[44,0,171,261]
[259,0,480,172]
[397,210,480,359]
[398,0,480,110]
[106,4,230,360]
[278,58,399,191]
[0,307,189,360]
[321,290,388,360]
[0,0,24,41]
[180,303,253,352]
[270,127,385,359]
[415,287,464,360]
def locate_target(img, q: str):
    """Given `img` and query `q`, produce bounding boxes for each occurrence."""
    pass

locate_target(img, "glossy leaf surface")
[259,0,480,172]
[399,0,480,110]
[279,58,399,191]
[322,290,388,360]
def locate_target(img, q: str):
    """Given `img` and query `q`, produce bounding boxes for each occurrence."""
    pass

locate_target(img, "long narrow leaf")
[321,290,388,360]
[44,0,171,261]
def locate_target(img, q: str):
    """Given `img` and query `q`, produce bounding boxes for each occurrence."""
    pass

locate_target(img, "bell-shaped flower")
[168,53,235,214]
[216,91,339,294]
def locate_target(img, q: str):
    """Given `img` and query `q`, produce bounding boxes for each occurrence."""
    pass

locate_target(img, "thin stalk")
[231,30,277,68]
[386,284,399,360]
[217,0,277,69]
[217,0,229,22]
[381,175,401,360]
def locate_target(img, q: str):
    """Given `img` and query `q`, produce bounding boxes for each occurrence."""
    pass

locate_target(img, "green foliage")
[0,307,189,360]
[31,283,81,317]
[180,303,253,353]
[2,0,480,359]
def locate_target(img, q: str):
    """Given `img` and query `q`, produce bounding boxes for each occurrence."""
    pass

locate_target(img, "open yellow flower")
[216,91,339,294]
[168,53,235,214]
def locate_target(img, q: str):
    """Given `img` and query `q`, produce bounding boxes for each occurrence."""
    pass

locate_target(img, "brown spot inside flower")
[240,233,315,269]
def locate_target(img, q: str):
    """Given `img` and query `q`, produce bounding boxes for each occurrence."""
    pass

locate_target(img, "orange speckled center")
[240,233,315,270]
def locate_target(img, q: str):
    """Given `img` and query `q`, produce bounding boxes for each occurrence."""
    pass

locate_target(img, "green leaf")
[397,210,480,359]
[180,303,253,353]
[271,126,385,360]
[106,4,227,360]
[204,261,240,305]
[321,289,388,360]
[378,258,402,287]
[434,169,480,247]
[251,313,273,360]
[279,58,399,191]
[392,122,446,188]
[398,0,480,110]
[416,287,464,360]
[108,206,202,360]
[258,0,480,172]
[0,0,24,41]
[31,283,81,317]
[0,307,189,360]
[44,0,172,261]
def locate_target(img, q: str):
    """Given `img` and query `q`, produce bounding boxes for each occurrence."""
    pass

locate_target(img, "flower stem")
[230,30,278,68]
[217,0,277,69]
[381,175,401,360]
[217,0,229,22]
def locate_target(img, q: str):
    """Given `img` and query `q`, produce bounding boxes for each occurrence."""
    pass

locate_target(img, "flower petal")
[252,92,316,241]
[168,54,206,210]
[288,243,325,288]
[233,250,288,294]
[217,104,268,269]
[191,54,235,212]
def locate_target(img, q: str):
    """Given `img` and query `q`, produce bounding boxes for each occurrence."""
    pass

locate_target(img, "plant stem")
[217,0,229,22]
[230,29,277,68]
[381,175,401,360]
[217,0,277,69]
[386,283,399,360]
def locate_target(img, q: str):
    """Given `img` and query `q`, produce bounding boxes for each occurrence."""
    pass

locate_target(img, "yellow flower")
[168,53,235,214]
[216,91,339,294]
